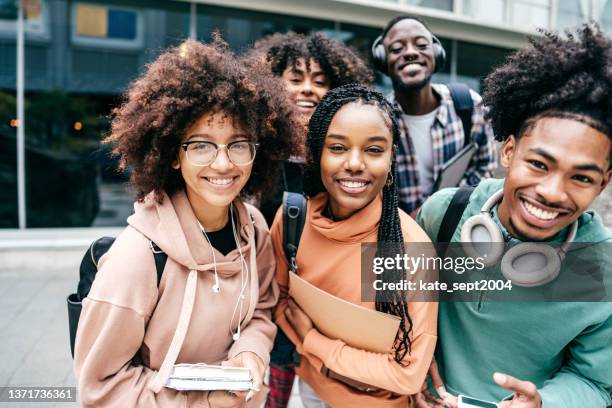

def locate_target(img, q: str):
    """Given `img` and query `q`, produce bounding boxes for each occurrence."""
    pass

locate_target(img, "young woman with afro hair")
[73,37,299,407]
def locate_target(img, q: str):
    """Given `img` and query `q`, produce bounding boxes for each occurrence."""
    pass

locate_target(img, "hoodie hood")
[127,189,259,393]
[128,189,256,277]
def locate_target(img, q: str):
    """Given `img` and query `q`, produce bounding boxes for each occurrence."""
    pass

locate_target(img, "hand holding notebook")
[288,272,400,354]
[164,363,255,391]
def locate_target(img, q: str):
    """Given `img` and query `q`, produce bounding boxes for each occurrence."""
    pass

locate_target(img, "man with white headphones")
[372,16,497,215]
[415,24,612,407]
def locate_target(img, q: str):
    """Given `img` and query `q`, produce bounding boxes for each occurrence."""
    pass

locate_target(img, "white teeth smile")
[523,200,560,221]
[339,180,367,188]
[206,177,233,185]
[296,101,316,108]
[403,63,423,70]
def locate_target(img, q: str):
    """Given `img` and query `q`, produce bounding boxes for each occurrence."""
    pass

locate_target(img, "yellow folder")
[289,272,400,354]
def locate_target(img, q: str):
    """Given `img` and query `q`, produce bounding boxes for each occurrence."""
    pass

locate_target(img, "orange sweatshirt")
[271,193,438,408]
[74,190,278,407]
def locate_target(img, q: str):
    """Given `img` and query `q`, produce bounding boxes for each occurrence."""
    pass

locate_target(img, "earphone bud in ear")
[211,283,220,293]
[232,330,240,341]
[460,189,578,287]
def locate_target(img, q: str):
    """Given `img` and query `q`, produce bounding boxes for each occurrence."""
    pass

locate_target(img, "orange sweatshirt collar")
[309,192,382,243]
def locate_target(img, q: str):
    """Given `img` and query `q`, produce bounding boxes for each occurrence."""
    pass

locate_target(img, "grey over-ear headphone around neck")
[460,189,578,287]
[371,17,446,75]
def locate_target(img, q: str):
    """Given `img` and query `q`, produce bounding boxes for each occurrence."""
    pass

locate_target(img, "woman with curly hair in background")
[244,32,373,407]
[250,31,374,226]
[73,37,299,407]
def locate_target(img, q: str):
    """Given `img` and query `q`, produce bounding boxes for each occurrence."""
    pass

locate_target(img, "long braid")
[304,84,413,363]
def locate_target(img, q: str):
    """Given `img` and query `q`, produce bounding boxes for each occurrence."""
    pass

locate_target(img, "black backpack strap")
[69,237,167,359]
[447,83,474,146]
[437,186,475,243]
[149,241,167,286]
[271,192,306,367]
[282,191,307,272]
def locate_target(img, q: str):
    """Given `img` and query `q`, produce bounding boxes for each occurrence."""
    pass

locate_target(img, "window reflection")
[408,0,454,11]
[601,0,612,35]
[557,0,588,28]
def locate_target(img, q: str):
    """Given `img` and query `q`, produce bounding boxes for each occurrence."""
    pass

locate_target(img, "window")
[408,0,454,11]
[462,0,551,29]
[71,3,143,49]
[462,0,506,25]
[456,40,510,92]
[0,0,49,39]
[510,0,550,29]
[600,0,612,35]
[196,4,334,52]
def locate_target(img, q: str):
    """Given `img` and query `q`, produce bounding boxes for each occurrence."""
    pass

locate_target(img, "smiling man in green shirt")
[416,24,612,408]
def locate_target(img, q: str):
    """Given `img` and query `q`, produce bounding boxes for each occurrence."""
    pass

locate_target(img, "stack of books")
[165,364,253,391]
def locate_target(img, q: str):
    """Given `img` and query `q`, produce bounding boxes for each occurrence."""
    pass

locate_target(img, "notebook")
[289,272,400,354]
[165,364,254,391]
[432,142,477,192]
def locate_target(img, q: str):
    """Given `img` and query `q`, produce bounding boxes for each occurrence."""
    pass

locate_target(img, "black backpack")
[446,83,474,146]
[66,236,167,358]
[270,192,307,366]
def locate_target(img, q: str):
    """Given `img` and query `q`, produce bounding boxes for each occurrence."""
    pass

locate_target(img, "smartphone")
[458,394,498,408]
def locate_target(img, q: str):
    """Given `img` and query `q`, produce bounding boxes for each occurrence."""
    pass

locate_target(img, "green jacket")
[417,178,612,407]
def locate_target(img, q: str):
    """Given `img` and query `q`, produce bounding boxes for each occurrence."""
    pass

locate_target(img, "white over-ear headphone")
[460,189,578,287]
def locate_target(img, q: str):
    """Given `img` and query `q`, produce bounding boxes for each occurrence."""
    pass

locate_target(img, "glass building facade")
[1,0,607,228]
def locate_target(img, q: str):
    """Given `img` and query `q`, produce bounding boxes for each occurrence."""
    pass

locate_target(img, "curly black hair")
[303,83,413,364]
[482,23,612,153]
[248,31,374,88]
[105,36,299,202]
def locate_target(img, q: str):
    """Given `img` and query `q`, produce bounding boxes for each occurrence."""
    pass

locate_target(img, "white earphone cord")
[229,202,249,341]
[198,203,249,341]
[200,223,220,293]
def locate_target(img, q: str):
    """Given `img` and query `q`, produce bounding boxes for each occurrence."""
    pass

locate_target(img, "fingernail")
[493,372,506,384]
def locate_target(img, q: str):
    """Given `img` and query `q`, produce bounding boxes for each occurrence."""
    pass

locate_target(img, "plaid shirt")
[389,83,497,214]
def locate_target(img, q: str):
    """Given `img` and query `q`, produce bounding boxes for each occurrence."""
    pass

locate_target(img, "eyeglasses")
[180,140,260,166]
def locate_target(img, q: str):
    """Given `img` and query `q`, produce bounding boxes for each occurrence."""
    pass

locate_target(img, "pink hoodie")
[74,190,278,407]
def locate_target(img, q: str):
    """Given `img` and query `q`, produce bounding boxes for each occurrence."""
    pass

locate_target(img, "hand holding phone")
[458,395,498,408]
[493,372,542,408]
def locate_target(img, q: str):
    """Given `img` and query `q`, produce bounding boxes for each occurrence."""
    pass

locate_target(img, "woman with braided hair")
[270,84,438,407]
[246,32,374,408]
